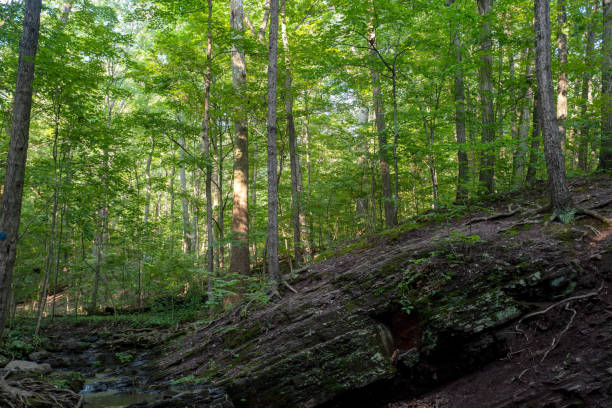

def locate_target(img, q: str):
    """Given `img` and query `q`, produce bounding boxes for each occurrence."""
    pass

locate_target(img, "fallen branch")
[498,218,540,234]
[518,282,604,325]
[467,206,521,225]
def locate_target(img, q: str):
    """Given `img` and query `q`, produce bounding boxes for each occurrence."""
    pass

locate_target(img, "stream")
[36,325,233,408]
[56,336,162,407]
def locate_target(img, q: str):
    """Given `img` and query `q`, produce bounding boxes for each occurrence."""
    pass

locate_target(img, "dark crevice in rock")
[319,328,506,408]
[371,307,421,353]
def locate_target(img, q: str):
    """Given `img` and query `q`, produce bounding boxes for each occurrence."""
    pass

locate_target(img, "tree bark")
[578,7,595,172]
[179,136,193,253]
[203,0,215,288]
[0,0,42,339]
[514,52,534,185]
[281,0,308,265]
[450,14,469,202]
[477,0,496,194]
[557,0,568,147]
[526,92,542,185]
[267,0,281,285]
[36,94,64,335]
[534,0,574,217]
[601,0,612,169]
[368,6,396,228]
[217,129,225,270]
[229,0,250,275]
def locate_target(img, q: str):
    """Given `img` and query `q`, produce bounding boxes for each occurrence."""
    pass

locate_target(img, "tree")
[513,51,535,186]
[448,0,469,202]
[556,0,568,146]
[477,0,496,194]
[534,0,574,220]
[267,0,280,285]
[578,3,596,171]
[229,0,251,276]
[202,0,215,294]
[0,0,42,339]
[601,0,612,169]
[281,0,309,265]
[368,1,396,228]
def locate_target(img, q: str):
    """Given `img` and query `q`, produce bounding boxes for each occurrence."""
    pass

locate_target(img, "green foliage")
[3,0,603,329]
[115,351,134,364]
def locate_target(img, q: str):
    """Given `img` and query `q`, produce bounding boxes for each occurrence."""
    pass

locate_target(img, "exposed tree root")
[517,282,605,326]
[538,303,577,363]
[576,207,612,226]
[587,197,612,210]
[0,372,83,408]
[283,281,298,294]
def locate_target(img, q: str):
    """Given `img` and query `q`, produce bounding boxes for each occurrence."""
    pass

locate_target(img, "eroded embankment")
[152,174,612,408]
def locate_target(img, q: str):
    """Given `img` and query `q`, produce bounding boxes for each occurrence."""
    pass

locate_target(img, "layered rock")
[157,178,611,408]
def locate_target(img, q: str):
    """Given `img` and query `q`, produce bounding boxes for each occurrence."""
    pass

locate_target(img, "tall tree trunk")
[281,0,308,265]
[556,0,568,147]
[303,94,316,255]
[428,128,439,209]
[179,136,193,253]
[217,131,225,270]
[139,138,154,306]
[0,0,42,339]
[35,97,63,335]
[391,73,400,214]
[267,0,281,285]
[477,0,496,194]
[51,201,67,319]
[229,0,250,275]
[514,52,535,185]
[192,168,200,259]
[601,0,612,169]
[250,136,258,261]
[578,7,595,172]
[203,0,215,290]
[144,139,154,224]
[368,8,396,228]
[534,0,574,218]
[450,16,469,202]
[526,92,542,185]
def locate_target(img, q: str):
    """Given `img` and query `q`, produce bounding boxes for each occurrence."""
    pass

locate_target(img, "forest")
[0,0,611,406]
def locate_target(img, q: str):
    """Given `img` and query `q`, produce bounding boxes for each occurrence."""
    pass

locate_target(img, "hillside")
[147,174,612,408]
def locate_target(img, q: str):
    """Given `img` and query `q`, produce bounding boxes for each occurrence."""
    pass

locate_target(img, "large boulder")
[4,360,52,374]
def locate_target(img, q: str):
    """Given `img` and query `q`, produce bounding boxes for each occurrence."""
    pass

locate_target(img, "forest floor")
[1,174,611,408]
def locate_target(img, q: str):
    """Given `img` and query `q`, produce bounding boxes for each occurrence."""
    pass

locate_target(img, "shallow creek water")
[62,339,162,407]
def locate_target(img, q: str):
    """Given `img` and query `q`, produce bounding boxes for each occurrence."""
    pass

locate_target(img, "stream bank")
[1,321,234,407]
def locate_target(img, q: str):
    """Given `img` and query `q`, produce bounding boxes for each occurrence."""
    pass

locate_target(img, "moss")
[222,322,262,349]
[46,371,84,393]
[546,225,584,243]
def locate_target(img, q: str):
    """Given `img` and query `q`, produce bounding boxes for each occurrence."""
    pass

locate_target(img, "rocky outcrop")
[157,177,612,408]
[127,385,234,408]
[4,360,51,374]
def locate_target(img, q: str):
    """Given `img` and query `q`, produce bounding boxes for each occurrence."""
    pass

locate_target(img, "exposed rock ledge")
[156,176,612,408]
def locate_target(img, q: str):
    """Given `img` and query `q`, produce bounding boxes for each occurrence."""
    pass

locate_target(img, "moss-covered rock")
[46,371,85,392]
